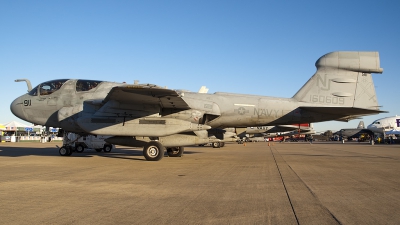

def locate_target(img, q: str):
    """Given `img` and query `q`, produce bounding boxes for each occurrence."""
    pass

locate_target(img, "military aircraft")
[11,51,385,161]
[248,124,314,135]
[367,115,400,133]
[234,123,314,142]
[337,121,374,140]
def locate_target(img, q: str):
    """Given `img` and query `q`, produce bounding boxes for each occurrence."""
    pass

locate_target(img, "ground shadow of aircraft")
[0,145,201,159]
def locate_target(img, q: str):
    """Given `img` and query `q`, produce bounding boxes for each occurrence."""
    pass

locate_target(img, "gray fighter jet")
[233,124,314,142]
[11,51,385,161]
[338,121,374,140]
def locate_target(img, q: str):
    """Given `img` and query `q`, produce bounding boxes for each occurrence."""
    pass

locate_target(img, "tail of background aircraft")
[292,52,383,111]
[357,121,365,129]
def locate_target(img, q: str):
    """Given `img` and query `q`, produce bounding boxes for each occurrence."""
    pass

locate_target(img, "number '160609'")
[309,95,344,105]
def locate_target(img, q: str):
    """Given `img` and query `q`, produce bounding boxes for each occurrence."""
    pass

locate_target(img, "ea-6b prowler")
[11,51,385,161]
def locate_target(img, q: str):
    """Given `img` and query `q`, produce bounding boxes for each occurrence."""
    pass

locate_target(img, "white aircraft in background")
[367,115,400,133]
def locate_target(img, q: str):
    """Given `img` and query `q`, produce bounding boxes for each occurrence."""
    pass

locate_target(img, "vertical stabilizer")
[292,52,383,110]
[357,121,365,129]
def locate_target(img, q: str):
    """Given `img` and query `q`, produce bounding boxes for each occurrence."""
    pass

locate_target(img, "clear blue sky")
[1,0,399,132]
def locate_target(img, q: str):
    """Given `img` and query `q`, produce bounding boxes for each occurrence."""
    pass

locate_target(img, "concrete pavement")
[0,141,399,224]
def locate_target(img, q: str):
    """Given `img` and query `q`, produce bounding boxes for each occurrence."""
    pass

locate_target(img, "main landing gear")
[212,142,225,148]
[142,141,184,161]
[143,141,165,161]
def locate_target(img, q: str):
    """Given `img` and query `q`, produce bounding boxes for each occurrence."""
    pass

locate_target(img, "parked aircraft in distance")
[281,126,316,137]
[250,124,314,135]
[235,124,314,140]
[367,115,400,133]
[338,121,373,140]
[11,51,385,161]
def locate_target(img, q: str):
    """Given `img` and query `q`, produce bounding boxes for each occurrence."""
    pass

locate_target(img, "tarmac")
[0,141,399,225]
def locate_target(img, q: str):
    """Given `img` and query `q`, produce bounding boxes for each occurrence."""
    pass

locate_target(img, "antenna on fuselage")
[15,79,32,92]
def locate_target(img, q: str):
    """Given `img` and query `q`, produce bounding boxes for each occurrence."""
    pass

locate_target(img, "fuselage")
[11,79,373,136]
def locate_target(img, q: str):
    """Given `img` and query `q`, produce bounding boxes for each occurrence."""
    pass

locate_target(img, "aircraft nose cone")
[10,97,25,120]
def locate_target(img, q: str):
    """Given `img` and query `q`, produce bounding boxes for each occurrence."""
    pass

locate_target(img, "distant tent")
[4,121,30,131]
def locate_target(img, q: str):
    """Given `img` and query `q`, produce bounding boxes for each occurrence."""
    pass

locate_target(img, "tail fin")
[357,121,365,129]
[292,52,383,110]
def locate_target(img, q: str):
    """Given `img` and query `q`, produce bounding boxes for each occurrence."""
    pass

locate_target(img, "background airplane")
[234,123,314,141]
[337,121,374,140]
[11,51,385,161]
[367,115,400,133]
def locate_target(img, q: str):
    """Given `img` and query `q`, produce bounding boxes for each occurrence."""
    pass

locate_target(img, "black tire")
[95,149,103,152]
[59,147,71,156]
[66,147,73,156]
[103,144,112,152]
[143,141,165,161]
[220,142,225,147]
[167,147,184,157]
[75,144,85,153]
[212,142,221,148]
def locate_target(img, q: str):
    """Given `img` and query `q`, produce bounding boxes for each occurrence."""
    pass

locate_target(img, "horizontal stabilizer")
[300,106,387,121]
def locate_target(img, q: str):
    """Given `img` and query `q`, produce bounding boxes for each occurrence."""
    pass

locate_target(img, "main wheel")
[220,142,225,147]
[143,141,165,161]
[167,147,184,157]
[59,146,71,156]
[212,142,221,148]
[103,144,112,152]
[75,144,85,153]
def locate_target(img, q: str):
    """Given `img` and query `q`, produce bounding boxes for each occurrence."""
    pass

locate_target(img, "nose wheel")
[59,145,73,156]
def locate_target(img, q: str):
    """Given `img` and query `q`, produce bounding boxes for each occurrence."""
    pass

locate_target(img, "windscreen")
[39,79,69,95]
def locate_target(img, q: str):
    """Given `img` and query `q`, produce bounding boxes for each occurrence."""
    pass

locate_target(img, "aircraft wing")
[75,85,206,137]
[103,85,190,109]
[91,85,191,118]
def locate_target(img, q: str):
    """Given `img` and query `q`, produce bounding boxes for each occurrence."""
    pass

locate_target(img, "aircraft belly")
[106,134,212,147]
[76,117,211,136]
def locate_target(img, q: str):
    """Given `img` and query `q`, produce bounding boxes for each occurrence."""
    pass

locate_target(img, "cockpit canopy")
[29,79,69,96]
[28,79,103,96]
[76,80,102,92]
